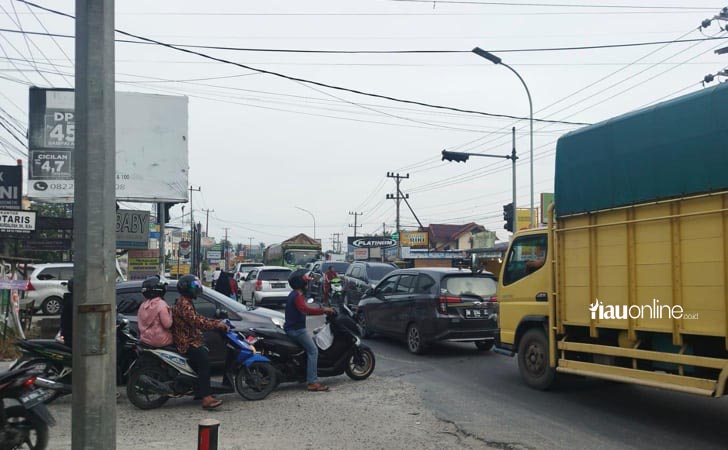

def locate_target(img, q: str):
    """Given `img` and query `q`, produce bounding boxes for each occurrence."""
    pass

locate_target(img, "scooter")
[10,314,139,401]
[246,303,375,386]
[0,366,56,450]
[126,318,277,410]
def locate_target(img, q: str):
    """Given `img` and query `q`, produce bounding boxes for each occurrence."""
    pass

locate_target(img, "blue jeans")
[286,328,318,384]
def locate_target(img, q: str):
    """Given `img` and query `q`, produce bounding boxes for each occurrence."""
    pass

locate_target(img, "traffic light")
[503,202,514,232]
[441,150,470,163]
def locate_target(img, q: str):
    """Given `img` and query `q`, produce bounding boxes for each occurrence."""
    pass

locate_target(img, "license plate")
[464,309,485,319]
[19,389,53,409]
[271,283,286,289]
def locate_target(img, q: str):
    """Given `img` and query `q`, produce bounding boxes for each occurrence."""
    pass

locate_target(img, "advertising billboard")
[28,88,189,202]
[0,165,22,210]
[127,249,160,280]
[400,231,429,249]
[347,236,397,249]
[116,210,150,249]
[0,210,36,233]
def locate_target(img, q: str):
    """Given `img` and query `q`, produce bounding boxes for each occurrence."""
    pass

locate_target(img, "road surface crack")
[439,418,534,450]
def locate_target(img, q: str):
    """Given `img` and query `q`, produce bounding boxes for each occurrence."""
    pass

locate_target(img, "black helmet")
[288,269,310,290]
[67,278,73,293]
[141,276,167,300]
[177,274,203,299]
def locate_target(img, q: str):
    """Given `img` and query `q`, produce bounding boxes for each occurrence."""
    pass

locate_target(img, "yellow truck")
[497,83,728,397]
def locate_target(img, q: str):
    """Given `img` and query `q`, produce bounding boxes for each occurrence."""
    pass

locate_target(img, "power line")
[389,0,721,10]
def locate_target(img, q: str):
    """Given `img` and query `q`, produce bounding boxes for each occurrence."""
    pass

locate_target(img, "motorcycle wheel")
[345,347,375,381]
[126,365,170,410]
[3,405,49,450]
[234,362,277,401]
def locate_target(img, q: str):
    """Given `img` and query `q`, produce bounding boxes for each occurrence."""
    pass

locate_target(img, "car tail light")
[255,280,263,291]
[26,281,35,291]
[439,295,461,314]
[488,295,498,303]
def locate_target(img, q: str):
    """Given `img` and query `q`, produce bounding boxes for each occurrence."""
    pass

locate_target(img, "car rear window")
[323,263,349,273]
[442,276,497,298]
[367,265,395,282]
[259,270,291,281]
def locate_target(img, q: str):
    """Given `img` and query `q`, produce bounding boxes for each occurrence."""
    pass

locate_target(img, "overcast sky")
[0,0,725,250]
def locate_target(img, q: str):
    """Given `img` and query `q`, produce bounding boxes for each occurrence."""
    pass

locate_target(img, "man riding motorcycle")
[171,274,229,410]
[284,269,334,392]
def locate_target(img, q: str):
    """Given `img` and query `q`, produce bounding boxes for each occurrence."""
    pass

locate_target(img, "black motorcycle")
[0,366,56,450]
[247,304,375,385]
[10,314,139,400]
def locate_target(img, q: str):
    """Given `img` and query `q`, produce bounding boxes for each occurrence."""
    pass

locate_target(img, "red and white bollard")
[198,419,220,450]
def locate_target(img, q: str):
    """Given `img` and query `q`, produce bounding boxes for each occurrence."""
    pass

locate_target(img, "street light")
[442,127,518,233]
[472,47,534,228]
[295,206,316,239]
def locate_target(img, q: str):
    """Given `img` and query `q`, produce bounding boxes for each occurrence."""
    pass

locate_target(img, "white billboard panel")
[28,88,189,203]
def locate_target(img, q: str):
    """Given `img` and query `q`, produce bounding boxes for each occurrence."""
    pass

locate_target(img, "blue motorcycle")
[126,319,276,409]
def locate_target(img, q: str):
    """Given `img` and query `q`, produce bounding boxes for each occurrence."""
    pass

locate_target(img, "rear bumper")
[433,327,498,342]
[253,292,289,306]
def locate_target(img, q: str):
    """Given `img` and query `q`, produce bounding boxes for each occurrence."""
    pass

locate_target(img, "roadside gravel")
[46,375,488,449]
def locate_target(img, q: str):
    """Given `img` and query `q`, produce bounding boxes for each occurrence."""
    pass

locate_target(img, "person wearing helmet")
[284,269,334,392]
[138,276,173,348]
[171,274,229,410]
[58,278,74,348]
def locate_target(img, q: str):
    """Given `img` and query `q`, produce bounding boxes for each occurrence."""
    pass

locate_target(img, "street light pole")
[295,206,316,240]
[472,47,534,228]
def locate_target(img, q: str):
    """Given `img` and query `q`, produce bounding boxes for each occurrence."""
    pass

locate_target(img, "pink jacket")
[138,297,173,347]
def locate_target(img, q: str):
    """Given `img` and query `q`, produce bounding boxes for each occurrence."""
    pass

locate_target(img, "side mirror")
[215,309,229,320]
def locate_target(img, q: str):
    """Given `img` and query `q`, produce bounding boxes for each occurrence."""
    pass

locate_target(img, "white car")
[25,263,74,315]
[240,266,292,308]
[233,262,264,284]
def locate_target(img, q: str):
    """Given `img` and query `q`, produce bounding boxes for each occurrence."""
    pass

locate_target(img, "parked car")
[24,263,74,315]
[240,266,293,308]
[233,262,264,282]
[308,261,350,300]
[356,268,499,354]
[343,262,397,307]
[116,280,284,367]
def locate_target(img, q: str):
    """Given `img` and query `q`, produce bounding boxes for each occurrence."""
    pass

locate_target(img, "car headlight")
[271,317,284,328]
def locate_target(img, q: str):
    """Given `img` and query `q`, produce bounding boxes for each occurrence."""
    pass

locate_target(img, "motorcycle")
[328,277,344,306]
[0,366,56,450]
[246,303,375,386]
[126,318,277,410]
[10,314,139,401]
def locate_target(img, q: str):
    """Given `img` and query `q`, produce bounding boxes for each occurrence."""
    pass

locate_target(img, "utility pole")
[223,227,230,271]
[331,232,342,253]
[188,185,201,238]
[386,172,409,259]
[201,208,214,237]
[248,237,254,259]
[348,211,363,237]
[73,0,117,448]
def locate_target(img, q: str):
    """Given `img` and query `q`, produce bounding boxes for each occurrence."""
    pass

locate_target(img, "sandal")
[201,395,223,410]
[307,383,330,392]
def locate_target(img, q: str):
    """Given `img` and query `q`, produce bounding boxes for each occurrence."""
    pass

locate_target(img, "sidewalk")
[44,375,487,449]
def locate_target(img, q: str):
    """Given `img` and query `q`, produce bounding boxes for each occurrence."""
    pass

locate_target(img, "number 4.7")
[40,160,65,173]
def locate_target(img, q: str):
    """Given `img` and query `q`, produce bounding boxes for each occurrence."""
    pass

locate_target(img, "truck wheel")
[517,328,555,390]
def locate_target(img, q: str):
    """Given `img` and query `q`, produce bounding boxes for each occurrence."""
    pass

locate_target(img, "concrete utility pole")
[223,227,230,270]
[158,203,166,277]
[348,211,363,237]
[201,208,214,237]
[331,232,342,253]
[73,0,117,448]
[248,237,254,258]
[386,172,409,259]
[188,185,201,239]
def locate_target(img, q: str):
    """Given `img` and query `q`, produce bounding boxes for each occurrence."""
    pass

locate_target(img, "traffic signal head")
[441,150,470,163]
[503,202,514,232]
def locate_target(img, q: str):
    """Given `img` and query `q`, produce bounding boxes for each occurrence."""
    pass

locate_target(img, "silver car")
[240,266,292,308]
[24,263,73,315]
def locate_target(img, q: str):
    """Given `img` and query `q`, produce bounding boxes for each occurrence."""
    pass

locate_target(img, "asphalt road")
[331,318,728,450]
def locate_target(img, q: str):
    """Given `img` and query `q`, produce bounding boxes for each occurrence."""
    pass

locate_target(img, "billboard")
[400,231,429,249]
[127,249,159,280]
[0,165,22,210]
[0,210,36,233]
[116,210,150,249]
[27,88,189,202]
[347,236,397,249]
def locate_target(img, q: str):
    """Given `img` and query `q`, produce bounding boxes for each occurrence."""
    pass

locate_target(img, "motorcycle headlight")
[271,317,284,329]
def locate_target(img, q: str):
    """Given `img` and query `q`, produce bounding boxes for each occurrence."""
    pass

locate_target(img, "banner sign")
[28,88,189,202]
[116,210,150,249]
[0,165,22,210]
[0,210,36,233]
[347,236,397,249]
[353,249,368,260]
[541,193,554,224]
[127,249,159,280]
[0,279,29,290]
[207,250,221,260]
[24,238,71,251]
[400,231,429,249]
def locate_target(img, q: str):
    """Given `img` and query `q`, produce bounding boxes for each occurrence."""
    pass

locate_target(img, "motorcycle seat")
[21,339,72,355]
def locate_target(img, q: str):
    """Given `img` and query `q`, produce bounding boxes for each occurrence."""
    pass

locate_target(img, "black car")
[308,261,350,300]
[343,262,397,306]
[356,268,499,354]
[116,280,285,366]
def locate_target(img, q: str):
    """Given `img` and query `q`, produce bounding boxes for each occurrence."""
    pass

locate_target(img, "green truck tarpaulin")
[555,82,728,217]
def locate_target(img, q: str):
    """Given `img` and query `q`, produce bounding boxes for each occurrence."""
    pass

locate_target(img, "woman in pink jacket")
[138,276,173,347]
